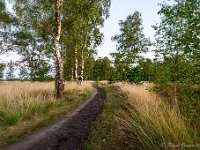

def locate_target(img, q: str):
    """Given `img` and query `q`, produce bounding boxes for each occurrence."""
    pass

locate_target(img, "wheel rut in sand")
[5,85,106,150]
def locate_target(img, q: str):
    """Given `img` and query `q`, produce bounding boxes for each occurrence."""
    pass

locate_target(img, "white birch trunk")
[54,0,64,99]
[80,47,84,85]
[80,36,88,84]
[74,46,78,82]
[71,66,74,81]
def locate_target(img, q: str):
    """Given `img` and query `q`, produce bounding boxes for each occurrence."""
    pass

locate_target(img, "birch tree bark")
[54,0,64,99]
[80,47,84,84]
[71,66,74,81]
[80,36,88,84]
[74,46,78,82]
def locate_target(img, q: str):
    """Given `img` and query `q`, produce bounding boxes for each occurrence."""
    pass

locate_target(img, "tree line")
[0,0,111,98]
[110,0,199,85]
[0,0,199,98]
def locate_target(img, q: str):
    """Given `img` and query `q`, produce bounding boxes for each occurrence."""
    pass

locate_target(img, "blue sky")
[97,0,162,59]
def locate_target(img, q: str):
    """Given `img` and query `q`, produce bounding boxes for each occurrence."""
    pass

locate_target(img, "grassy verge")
[85,85,127,149]
[0,81,92,148]
[86,83,198,150]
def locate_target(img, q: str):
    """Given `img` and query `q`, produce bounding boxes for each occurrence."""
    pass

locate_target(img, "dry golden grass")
[65,81,93,91]
[99,80,109,85]
[114,82,198,150]
[0,81,92,125]
[0,81,92,105]
[0,81,93,147]
[0,81,92,100]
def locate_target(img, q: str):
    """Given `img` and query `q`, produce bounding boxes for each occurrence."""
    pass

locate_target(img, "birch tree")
[54,0,64,98]
[153,0,200,104]
[62,0,111,83]
[15,0,64,98]
[154,0,200,82]
[112,11,151,81]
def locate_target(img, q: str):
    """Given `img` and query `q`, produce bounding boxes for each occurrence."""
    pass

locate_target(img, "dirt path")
[5,85,106,150]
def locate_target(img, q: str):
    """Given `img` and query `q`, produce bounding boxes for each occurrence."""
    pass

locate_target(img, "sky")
[97,0,162,59]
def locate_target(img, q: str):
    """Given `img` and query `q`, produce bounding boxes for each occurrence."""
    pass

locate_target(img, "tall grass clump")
[114,82,198,150]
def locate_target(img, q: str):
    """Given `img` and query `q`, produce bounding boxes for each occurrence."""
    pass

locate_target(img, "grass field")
[86,82,199,150]
[0,81,92,147]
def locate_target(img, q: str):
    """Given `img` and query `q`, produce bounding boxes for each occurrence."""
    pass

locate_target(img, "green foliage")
[155,83,200,136]
[1,113,22,125]
[110,52,129,81]
[0,0,112,82]
[0,0,15,54]
[126,67,142,83]
[0,0,13,24]
[154,0,200,59]
[153,56,200,84]
[6,62,15,80]
[112,11,150,61]
[84,56,95,80]
[153,0,200,84]
[111,11,151,82]
[125,58,155,83]
[61,0,111,81]
[180,87,200,132]
[13,29,52,81]
[92,57,112,81]
[0,64,5,79]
